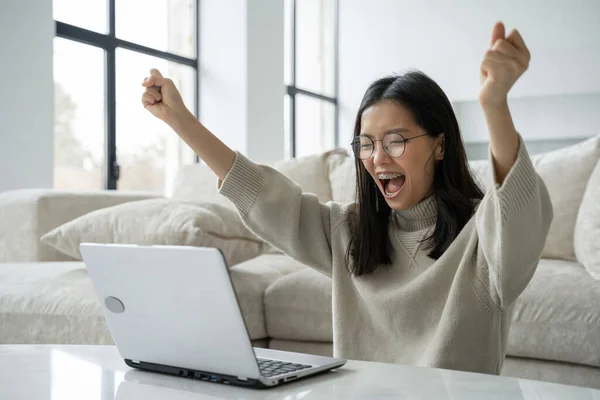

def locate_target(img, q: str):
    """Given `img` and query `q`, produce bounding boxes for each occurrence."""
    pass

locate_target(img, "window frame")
[54,0,199,189]
[286,0,339,158]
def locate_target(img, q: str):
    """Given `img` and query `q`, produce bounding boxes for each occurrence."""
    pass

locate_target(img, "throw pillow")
[574,160,600,280]
[272,150,335,202]
[327,149,357,204]
[170,163,237,210]
[40,198,265,267]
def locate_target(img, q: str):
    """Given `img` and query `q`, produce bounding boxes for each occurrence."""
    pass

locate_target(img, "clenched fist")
[141,68,191,124]
[479,22,531,107]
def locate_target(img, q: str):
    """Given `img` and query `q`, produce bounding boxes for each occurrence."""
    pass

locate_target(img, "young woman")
[141,22,552,375]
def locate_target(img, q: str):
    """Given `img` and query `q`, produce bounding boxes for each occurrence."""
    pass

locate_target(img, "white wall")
[0,0,54,192]
[199,0,284,164]
[338,0,600,146]
[455,93,600,143]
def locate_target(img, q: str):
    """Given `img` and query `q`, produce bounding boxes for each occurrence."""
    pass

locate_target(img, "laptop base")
[125,359,266,388]
[124,358,341,389]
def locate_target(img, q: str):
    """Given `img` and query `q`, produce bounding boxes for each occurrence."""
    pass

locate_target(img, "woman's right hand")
[141,68,237,181]
[141,68,191,125]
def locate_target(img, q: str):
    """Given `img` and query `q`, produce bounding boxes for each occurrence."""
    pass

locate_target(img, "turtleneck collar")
[392,195,438,232]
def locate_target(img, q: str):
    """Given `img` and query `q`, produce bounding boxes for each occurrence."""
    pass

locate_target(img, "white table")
[1,345,599,399]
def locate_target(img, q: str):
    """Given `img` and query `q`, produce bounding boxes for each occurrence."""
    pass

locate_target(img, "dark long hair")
[346,70,484,276]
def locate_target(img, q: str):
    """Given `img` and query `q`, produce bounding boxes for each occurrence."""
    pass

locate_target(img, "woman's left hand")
[479,22,530,108]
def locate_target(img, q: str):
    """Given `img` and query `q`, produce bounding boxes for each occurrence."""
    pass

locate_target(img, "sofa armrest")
[0,189,161,263]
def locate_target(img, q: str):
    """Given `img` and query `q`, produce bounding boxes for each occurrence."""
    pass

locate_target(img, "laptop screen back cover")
[80,243,260,380]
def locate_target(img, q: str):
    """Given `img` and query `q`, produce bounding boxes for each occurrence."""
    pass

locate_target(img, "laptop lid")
[80,243,261,380]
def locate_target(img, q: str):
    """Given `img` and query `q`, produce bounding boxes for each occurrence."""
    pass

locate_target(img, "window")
[284,0,339,158]
[53,0,198,193]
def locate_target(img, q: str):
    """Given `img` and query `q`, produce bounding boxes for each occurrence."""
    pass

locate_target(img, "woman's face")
[360,99,444,210]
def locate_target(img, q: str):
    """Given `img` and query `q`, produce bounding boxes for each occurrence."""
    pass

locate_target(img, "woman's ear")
[435,133,445,161]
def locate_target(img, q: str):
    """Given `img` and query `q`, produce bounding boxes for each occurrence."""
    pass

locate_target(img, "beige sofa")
[1,137,600,389]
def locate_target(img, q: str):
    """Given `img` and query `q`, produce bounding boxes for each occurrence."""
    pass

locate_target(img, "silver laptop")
[80,243,345,388]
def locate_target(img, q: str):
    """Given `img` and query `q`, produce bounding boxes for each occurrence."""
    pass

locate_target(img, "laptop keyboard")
[257,358,313,377]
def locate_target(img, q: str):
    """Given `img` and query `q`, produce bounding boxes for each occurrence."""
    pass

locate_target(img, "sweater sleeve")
[217,152,346,277]
[475,135,553,309]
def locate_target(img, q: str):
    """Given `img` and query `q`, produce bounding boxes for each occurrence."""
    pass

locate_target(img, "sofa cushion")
[509,259,600,368]
[501,357,600,390]
[329,136,600,261]
[574,160,600,280]
[230,254,309,340]
[264,268,333,342]
[0,262,113,345]
[0,257,297,345]
[171,152,335,206]
[40,199,265,267]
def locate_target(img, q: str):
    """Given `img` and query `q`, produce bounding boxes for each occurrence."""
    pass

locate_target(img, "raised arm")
[479,22,531,184]
[217,151,348,276]
[141,69,343,276]
[476,23,553,308]
[142,69,236,181]
[476,136,552,308]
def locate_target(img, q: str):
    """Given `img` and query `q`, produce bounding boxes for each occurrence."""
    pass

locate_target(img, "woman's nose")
[373,141,390,165]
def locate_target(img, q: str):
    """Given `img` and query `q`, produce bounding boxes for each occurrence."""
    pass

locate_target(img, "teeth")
[377,173,404,179]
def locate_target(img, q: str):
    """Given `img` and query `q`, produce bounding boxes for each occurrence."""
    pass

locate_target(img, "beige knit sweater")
[219,136,553,375]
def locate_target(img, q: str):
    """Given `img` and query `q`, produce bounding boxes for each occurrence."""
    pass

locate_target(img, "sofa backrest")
[327,135,600,261]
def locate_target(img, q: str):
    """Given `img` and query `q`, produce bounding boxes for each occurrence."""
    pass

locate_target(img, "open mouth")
[377,173,406,199]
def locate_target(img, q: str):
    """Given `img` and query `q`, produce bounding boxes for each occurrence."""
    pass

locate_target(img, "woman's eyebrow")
[359,128,411,137]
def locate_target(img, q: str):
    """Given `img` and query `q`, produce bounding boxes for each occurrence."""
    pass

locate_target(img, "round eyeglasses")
[351,132,431,160]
